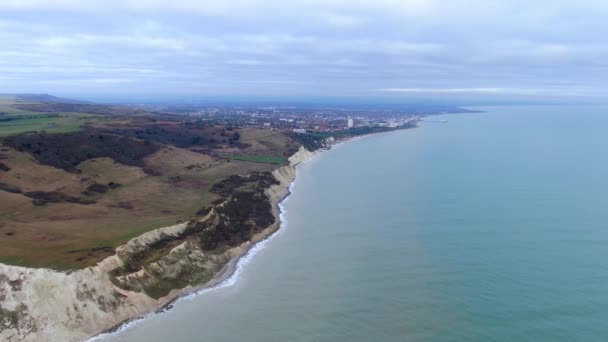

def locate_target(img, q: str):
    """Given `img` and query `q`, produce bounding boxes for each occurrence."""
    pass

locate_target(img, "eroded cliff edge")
[0,146,317,342]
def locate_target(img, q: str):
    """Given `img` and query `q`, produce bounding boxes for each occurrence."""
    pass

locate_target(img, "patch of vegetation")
[197,190,274,250]
[103,124,233,149]
[290,132,330,151]
[116,233,188,274]
[209,175,248,197]
[3,130,160,172]
[230,154,285,164]
[0,182,21,193]
[23,191,96,206]
[210,172,279,197]
[86,183,110,193]
[144,267,215,299]
[85,182,121,194]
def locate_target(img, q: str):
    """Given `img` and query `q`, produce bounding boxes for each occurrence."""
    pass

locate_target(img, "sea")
[101,106,608,341]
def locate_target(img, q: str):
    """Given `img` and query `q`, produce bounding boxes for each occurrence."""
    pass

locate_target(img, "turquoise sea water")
[103,106,608,341]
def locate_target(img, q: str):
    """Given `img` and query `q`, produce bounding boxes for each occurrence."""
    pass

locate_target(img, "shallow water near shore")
[103,106,608,341]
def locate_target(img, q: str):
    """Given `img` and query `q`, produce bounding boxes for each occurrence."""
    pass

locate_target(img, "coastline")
[88,146,321,341]
[0,125,416,342]
[0,152,306,341]
[89,126,420,340]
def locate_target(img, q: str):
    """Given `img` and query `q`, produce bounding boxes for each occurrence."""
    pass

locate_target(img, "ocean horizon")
[102,106,608,341]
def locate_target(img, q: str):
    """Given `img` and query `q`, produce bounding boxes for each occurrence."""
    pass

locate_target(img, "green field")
[230,154,286,164]
[0,114,86,136]
[0,100,100,136]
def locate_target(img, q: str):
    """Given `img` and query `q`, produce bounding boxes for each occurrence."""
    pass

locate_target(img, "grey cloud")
[1,1,608,101]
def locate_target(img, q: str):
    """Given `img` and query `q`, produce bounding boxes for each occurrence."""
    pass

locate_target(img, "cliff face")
[0,146,316,342]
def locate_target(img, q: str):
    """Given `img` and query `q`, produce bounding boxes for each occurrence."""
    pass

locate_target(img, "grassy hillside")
[0,99,302,269]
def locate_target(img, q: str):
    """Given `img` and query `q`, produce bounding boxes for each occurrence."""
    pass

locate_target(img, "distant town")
[185,108,422,133]
[131,102,475,134]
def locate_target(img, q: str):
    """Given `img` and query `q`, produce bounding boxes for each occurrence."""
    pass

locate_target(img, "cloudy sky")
[1,0,608,103]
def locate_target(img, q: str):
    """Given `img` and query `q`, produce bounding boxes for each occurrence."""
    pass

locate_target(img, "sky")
[1,0,608,103]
